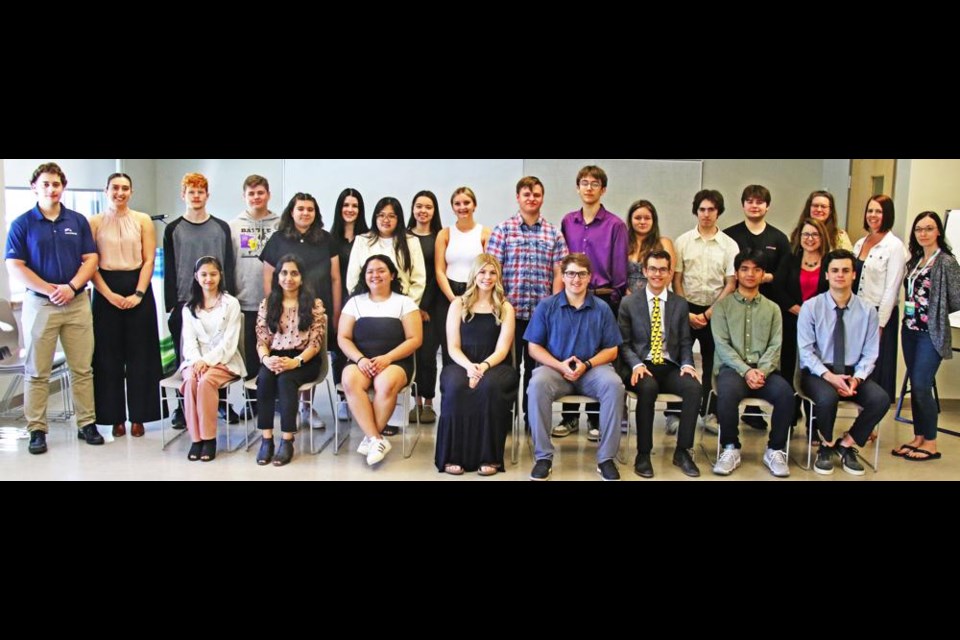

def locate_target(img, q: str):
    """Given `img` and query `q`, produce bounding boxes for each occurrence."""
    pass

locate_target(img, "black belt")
[28,288,86,300]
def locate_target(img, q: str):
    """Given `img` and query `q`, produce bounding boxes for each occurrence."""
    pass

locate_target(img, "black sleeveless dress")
[352,308,415,384]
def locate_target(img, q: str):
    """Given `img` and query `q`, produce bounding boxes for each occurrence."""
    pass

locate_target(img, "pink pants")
[180,365,237,441]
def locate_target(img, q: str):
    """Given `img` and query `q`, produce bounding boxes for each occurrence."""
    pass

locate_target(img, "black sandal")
[187,442,203,461]
[200,439,217,462]
[381,425,400,436]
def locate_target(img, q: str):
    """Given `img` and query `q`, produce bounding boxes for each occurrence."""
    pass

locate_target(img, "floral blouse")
[904,263,932,332]
[256,298,326,353]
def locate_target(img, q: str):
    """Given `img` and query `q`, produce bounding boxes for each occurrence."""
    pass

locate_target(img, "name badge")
[904,301,916,318]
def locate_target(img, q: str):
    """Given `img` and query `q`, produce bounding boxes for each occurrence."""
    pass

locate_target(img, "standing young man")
[559,165,628,440]
[711,249,794,478]
[525,253,624,481]
[229,175,279,384]
[673,189,739,432]
[5,162,102,454]
[723,185,792,430]
[163,173,235,427]
[486,176,567,428]
[798,249,889,476]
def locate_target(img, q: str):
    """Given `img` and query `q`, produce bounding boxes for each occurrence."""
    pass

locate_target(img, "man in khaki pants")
[5,162,101,454]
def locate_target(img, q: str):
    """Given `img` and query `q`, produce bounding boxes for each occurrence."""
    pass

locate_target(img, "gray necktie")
[833,306,846,375]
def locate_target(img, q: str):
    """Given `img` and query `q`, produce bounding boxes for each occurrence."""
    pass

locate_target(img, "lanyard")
[907,249,940,299]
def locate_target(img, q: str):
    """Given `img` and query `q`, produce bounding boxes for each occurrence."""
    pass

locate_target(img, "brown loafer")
[112,423,126,437]
[131,422,145,438]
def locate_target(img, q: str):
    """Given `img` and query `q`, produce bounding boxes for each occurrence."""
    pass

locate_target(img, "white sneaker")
[337,400,349,422]
[366,437,392,465]
[356,436,371,456]
[665,415,680,435]
[712,445,741,476]
[700,414,719,435]
[586,427,601,442]
[763,448,790,477]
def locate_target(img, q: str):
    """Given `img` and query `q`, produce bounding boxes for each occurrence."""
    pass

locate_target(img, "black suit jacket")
[617,289,694,378]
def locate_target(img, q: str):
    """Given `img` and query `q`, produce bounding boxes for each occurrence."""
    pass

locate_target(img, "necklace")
[803,259,820,268]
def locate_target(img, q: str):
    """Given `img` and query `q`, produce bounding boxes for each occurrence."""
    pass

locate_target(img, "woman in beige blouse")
[90,173,162,439]
[254,254,326,466]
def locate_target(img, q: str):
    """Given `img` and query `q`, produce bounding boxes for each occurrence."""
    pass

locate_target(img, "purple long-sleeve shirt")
[561,205,628,303]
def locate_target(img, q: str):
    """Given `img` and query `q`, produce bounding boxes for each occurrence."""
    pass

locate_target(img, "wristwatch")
[295,355,304,368]
[134,290,145,298]
[67,283,80,294]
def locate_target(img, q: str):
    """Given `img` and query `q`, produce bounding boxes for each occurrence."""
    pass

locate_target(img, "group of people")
[6,162,957,480]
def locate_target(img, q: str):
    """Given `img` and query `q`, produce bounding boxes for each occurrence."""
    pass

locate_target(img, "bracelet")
[68,283,80,294]
[260,353,269,364]
[481,361,491,370]
[356,356,367,366]
[584,360,594,371]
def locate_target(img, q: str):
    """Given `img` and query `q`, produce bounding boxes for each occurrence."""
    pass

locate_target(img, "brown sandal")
[478,464,499,476]
[444,464,464,475]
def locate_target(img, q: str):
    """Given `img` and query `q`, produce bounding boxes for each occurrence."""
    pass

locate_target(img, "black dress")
[352,315,414,384]
[435,313,519,472]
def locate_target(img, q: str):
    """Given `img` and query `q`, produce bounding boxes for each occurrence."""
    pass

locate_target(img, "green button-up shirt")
[711,290,782,377]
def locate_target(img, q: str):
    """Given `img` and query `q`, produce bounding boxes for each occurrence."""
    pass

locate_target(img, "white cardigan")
[179,293,246,378]
[852,232,908,328]
[345,233,426,305]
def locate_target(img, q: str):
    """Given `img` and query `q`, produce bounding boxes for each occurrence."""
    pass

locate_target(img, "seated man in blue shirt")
[711,249,794,477]
[525,253,625,480]
[798,249,890,475]
[5,162,101,454]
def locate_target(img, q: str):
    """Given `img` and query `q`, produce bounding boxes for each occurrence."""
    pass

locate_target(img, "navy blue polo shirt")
[5,205,96,285]
[524,291,622,361]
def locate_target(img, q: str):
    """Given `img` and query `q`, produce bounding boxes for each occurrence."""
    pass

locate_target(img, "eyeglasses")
[800,232,820,239]
[376,213,398,220]
[644,266,670,275]
[578,180,602,190]
[914,226,938,234]
[563,270,591,280]
[810,203,831,210]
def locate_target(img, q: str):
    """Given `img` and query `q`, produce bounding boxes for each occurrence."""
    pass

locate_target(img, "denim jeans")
[901,328,942,440]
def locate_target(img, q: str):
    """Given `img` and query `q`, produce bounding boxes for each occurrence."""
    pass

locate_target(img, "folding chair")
[700,372,783,466]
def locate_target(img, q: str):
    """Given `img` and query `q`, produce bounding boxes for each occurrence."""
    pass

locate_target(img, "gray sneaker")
[763,448,790,477]
[551,418,579,438]
[700,414,719,436]
[665,415,679,435]
[712,445,741,475]
[814,444,835,475]
[835,441,865,476]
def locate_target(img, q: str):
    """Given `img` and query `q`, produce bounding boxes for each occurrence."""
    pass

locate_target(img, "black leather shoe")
[227,407,241,424]
[673,448,701,477]
[273,437,294,466]
[78,423,105,445]
[28,430,47,455]
[634,453,655,478]
[171,407,186,429]
[256,437,275,466]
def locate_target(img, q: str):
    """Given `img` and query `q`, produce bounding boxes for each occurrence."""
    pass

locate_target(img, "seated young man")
[525,253,624,481]
[798,249,890,476]
[710,249,794,477]
[618,250,702,478]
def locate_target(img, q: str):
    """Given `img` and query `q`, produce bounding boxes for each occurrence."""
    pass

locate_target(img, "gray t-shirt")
[163,215,235,308]
[230,211,279,311]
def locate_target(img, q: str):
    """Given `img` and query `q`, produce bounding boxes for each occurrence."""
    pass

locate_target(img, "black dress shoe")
[78,423,105,445]
[673,448,701,477]
[273,437,294,466]
[227,407,241,424]
[171,407,186,429]
[256,437,275,466]
[634,453,655,478]
[28,431,47,455]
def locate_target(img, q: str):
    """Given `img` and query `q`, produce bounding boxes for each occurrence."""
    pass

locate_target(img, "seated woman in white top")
[345,197,426,306]
[852,195,907,401]
[434,186,491,364]
[339,255,423,466]
[180,256,245,462]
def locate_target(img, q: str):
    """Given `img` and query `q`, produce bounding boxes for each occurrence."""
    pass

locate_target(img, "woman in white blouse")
[254,254,326,467]
[852,195,907,400]
[180,256,245,462]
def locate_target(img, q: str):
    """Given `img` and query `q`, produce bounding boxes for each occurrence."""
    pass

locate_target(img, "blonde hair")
[460,254,507,325]
[450,186,477,208]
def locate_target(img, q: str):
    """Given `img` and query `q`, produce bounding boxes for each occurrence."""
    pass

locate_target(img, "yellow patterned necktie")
[650,297,664,365]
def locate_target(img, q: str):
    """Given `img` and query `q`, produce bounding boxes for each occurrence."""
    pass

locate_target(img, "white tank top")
[445,224,484,282]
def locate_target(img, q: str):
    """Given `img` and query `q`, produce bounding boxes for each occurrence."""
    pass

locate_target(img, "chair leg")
[402,383,421,458]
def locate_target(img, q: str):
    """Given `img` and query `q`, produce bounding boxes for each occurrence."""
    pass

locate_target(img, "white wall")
[2,159,116,191]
